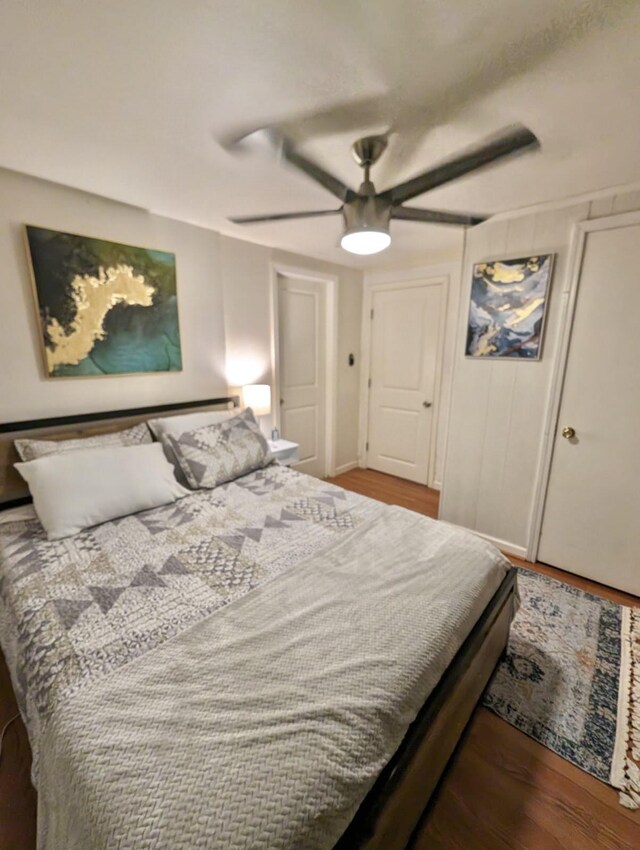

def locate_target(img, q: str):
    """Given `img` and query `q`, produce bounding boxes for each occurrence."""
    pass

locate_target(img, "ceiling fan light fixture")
[229,126,539,255]
[340,228,391,255]
[341,192,391,255]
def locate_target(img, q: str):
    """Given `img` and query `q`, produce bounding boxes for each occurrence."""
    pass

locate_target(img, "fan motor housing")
[342,193,390,233]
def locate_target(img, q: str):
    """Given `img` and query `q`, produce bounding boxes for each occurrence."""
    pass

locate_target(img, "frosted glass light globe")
[340,229,391,255]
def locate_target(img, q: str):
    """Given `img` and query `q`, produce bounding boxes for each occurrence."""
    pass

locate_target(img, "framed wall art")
[25,225,182,377]
[465,254,555,359]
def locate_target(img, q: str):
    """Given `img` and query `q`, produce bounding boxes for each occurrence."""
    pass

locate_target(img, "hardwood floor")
[326,467,441,518]
[1,468,638,849]
[328,468,640,850]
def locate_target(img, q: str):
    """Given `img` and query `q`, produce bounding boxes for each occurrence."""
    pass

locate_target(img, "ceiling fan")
[229,125,539,255]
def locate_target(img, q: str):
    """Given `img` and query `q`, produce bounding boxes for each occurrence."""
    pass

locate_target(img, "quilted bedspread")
[0,464,510,850]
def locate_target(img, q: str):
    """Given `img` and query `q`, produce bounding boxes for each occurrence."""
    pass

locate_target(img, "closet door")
[538,219,640,595]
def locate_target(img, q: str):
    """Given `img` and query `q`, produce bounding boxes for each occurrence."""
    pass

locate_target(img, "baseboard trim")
[334,461,359,476]
[459,528,528,560]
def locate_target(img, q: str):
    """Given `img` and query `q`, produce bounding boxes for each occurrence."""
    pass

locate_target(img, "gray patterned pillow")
[165,408,272,489]
[15,422,152,462]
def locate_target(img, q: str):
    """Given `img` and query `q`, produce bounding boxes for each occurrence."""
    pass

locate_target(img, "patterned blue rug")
[483,567,640,808]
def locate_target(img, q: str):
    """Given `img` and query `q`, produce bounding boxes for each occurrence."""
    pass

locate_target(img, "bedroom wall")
[220,237,364,474]
[439,187,640,557]
[0,167,228,421]
[0,168,364,476]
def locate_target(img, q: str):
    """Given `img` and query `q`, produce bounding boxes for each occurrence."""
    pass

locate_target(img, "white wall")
[219,235,272,393]
[439,188,640,557]
[0,168,364,476]
[0,167,228,421]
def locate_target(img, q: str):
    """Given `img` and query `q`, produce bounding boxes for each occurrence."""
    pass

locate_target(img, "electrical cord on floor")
[0,713,20,764]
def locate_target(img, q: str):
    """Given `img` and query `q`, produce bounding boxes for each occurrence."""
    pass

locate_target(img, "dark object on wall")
[348,353,355,366]
[25,225,183,377]
[465,254,555,359]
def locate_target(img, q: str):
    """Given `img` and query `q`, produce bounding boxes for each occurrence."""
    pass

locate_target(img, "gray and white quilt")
[0,464,510,850]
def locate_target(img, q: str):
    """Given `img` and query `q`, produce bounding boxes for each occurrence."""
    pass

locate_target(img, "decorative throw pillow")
[165,407,272,489]
[148,409,237,486]
[15,422,152,462]
[147,409,235,441]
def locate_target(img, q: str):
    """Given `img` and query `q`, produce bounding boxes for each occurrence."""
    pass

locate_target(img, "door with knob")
[537,219,640,595]
[277,273,327,478]
[366,280,444,485]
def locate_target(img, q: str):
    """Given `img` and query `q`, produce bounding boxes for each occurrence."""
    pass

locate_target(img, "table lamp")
[242,384,271,434]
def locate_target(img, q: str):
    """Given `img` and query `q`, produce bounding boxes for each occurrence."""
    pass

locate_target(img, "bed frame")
[0,397,517,849]
[0,395,240,507]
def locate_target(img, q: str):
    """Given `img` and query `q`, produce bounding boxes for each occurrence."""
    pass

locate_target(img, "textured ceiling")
[1,0,639,268]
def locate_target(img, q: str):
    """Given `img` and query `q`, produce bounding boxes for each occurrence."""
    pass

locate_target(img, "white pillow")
[148,410,235,440]
[15,443,189,540]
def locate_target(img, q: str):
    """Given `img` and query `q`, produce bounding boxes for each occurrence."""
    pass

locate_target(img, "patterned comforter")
[0,463,510,850]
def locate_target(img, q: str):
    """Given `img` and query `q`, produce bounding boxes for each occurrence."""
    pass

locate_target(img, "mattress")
[0,463,510,850]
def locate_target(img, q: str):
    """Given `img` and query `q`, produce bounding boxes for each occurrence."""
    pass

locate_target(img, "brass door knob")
[561,426,576,439]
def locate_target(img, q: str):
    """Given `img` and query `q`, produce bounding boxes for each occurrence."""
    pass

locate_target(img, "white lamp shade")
[242,384,272,416]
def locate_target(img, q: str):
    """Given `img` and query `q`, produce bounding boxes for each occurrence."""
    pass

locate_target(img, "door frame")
[359,273,450,489]
[527,209,640,560]
[269,263,338,478]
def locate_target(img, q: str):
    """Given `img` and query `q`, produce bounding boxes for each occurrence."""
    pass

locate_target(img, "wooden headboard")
[0,396,239,508]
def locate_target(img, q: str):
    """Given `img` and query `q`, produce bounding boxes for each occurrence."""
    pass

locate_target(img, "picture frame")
[25,224,182,378]
[465,254,555,360]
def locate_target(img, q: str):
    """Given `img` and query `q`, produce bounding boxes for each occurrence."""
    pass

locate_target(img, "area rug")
[483,567,640,809]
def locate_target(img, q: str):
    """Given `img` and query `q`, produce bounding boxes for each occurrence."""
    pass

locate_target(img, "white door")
[366,281,444,484]
[538,220,640,595]
[277,274,327,478]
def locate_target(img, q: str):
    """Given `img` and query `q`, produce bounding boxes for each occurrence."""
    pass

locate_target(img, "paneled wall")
[439,188,640,556]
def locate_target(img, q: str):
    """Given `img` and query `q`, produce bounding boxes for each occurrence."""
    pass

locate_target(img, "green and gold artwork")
[25,225,182,377]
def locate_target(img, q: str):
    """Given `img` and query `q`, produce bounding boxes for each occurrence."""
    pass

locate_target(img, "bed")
[0,398,516,850]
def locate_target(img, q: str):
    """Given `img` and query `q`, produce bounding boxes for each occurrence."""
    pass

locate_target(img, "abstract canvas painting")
[25,225,182,377]
[465,254,554,359]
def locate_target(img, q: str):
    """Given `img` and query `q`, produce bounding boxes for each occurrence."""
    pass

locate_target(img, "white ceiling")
[1,0,640,269]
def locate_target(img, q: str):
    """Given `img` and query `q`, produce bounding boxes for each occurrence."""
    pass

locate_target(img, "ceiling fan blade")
[277,135,355,203]
[229,209,341,225]
[392,206,486,226]
[381,125,539,206]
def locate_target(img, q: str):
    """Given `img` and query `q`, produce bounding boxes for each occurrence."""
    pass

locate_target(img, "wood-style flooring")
[1,468,638,849]
[327,468,640,850]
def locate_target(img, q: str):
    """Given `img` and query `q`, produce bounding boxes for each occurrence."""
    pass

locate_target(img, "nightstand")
[268,438,299,466]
